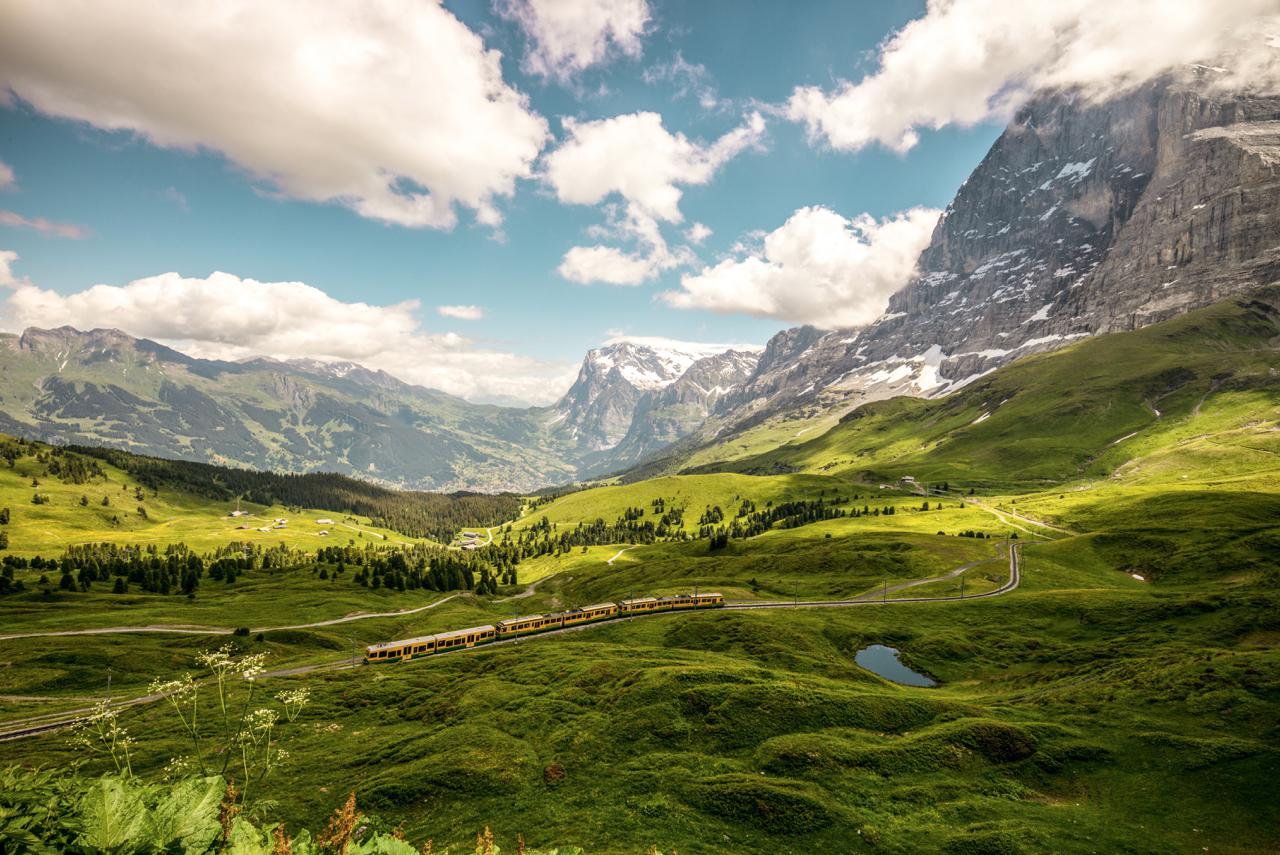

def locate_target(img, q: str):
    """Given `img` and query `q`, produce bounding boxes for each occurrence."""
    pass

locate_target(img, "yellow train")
[364,592,725,664]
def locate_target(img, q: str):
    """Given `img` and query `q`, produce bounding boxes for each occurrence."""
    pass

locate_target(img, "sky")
[0,0,1276,405]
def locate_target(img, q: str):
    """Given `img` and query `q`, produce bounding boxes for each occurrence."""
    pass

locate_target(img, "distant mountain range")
[0,69,1276,492]
[0,327,761,491]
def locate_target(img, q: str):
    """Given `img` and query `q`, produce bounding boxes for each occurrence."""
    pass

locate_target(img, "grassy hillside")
[0,441,431,557]
[515,472,868,533]
[689,289,1280,491]
[3,510,1275,853]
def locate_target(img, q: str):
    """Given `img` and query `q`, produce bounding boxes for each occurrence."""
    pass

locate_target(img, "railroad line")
[0,545,1018,743]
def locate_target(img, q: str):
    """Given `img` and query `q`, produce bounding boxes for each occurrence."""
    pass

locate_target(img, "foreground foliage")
[0,768,582,854]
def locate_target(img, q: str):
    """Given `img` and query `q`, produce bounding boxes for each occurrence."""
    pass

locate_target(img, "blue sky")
[0,0,1266,403]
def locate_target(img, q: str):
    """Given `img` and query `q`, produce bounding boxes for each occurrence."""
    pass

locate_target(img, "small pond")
[855,644,937,687]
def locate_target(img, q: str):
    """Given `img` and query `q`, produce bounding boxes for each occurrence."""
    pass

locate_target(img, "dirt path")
[606,546,635,565]
[964,497,1074,537]
[494,575,558,602]
[848,551,1005,601]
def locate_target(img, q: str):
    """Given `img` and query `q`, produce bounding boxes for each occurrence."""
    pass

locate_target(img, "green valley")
[0,290,1277,852]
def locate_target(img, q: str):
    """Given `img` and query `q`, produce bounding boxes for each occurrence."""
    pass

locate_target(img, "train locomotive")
[364,592,724,664]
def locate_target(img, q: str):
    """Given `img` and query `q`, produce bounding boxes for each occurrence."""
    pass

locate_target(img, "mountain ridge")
[622,69,1280,478]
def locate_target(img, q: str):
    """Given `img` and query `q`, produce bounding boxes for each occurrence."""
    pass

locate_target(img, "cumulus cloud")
[0,1,548,229]
[546,110,764,284]
[437,304,486,320]
[685,222,712,245]
[662,206,941,328]
[0,254,573,405]
[546,111,764,222]
[558,245,657,286]
[0,250,22,286]
[0,210,89,239]
[787,0,1280,153]
[501,0,650,80]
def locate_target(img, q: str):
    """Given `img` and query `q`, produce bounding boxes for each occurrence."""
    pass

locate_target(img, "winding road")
[0,595,462,642]
[0,544,1020,743]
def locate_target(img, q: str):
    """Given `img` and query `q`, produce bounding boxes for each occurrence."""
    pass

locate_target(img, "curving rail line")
[0,545,1018,743]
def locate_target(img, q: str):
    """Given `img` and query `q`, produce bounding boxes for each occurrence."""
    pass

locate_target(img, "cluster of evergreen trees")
[349,550,512,594]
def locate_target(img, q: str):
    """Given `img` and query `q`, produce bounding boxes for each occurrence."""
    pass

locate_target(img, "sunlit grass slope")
[0,449,428,557]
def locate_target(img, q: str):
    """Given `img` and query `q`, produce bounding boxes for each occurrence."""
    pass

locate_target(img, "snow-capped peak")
[583,338,762,392]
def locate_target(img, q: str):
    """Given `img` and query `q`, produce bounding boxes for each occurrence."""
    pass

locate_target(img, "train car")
[561,602,619,627]
[693,592,724,607]
[433,625,497,654]
[619,596,661,614]
[365,633,435,663]
[497,614,555,638]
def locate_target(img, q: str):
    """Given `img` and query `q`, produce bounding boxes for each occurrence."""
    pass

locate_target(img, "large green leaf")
[76,776,151,852]
[347,834,420,855]
[145,776,224,852]
[224,815,272,855]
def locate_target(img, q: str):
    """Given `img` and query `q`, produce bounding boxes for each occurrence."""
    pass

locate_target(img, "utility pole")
[107,666,113,699]
[883,579,887,604]
[350,633,357,669]
[960,573,965,599]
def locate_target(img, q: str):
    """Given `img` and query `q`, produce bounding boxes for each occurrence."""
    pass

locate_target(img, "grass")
[513,472,869,533]
[0,449,430,558]
[4,530,1276,852]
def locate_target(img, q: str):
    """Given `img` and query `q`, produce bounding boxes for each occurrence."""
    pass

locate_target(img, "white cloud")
[0,250,22,286]
[787,0,1280,153]
[662,206,941,328]
[501,0,650,80]
[0,161,13,190]
[558,244,656,286]
[604,333,763,354]
[0,254,573,405]
[685,222,712,245]
[546,110,764,284]
[437,304,486,321]
[643,52,724,110]
[545,110,764,223]
[0,1,548,229]
[0,210,88,239]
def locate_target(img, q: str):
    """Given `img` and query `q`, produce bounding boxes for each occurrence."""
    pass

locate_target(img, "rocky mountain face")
[587,349,760,475]
[548,340,759,454]
[663,70,1280,461]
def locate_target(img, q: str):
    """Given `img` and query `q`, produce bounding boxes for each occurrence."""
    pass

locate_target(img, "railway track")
[0,545,1019,743]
